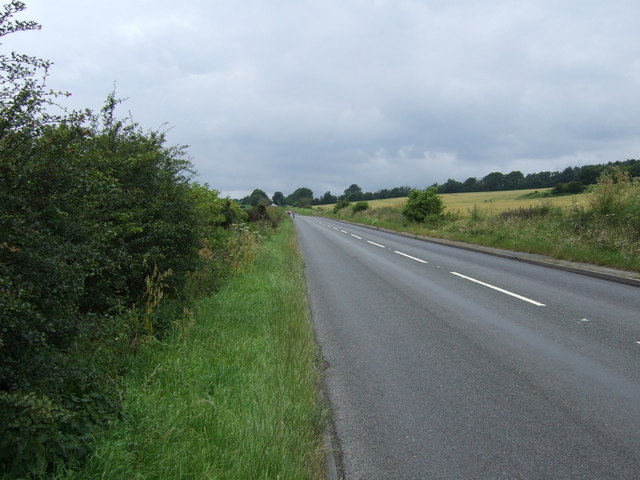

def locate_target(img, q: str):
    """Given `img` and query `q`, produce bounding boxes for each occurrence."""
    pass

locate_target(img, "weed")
[498,205,552,220]
[468,204,488,222]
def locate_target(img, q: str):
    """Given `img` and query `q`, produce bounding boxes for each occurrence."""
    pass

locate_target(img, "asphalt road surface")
[295,216,640,479]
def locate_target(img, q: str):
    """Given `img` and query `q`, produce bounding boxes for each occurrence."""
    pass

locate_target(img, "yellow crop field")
[315,188,592,216]
[440,189,591,215]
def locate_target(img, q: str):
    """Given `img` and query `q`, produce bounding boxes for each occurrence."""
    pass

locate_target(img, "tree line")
[242,160,640,209]
[434,160,640,194]
[240,184,413,208]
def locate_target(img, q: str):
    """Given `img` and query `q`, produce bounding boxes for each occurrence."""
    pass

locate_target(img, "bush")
[333,199,350,213]
[468,204,488,222]
[352,201,369,213]
[589,167,640,217]
[402,187,444,223]
[0,99,205,476]
[0,5,213,474]
[552,181,585,195]
[499,205,553,220]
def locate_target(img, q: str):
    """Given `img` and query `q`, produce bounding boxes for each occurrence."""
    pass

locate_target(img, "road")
[295,216,640,479]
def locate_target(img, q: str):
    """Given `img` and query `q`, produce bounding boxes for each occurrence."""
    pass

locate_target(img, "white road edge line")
[394,251,428,264]
[450,272,546,307]
[367,241,386,248]
[351,234,363,239]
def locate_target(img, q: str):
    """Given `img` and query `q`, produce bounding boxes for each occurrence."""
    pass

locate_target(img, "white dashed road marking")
[394,251,428,264]
[318,221,546,308]
[367,241,386,248]
[451,272,546,307]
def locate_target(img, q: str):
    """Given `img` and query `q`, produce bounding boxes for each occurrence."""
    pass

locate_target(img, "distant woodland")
[243,159,640,207]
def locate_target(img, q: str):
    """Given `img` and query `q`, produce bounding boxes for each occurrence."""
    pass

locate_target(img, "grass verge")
[51,220,327,480]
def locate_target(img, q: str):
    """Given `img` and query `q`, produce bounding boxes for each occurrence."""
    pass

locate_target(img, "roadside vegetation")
[47,221,327,480]
[1,3,325,478]
[311,170,640,273]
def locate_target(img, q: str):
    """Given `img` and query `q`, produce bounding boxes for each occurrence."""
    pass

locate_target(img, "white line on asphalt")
[394,251,428,263]
[450,272,546,306]
[367,241,386,248]
[351,234,363,239]
[340,230,348,233]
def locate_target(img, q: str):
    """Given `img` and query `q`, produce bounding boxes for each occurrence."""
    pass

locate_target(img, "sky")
[5,0,640,199]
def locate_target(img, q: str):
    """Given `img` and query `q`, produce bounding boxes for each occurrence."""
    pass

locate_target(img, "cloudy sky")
[6,0,640,198]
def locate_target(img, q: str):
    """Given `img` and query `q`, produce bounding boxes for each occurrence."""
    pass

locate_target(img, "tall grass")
[50,221,327,480]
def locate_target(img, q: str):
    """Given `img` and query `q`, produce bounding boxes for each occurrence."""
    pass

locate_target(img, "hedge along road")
[295,215,640,479]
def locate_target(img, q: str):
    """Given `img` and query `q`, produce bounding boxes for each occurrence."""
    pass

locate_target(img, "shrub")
[589,167,640,217]
[402,187,444,223]
[0,100,204,476]
[468,204,488,222]
[552,181,585,195]
[0,5,207,473]
[352,201,369,213]
[498,205,552,220]
[333,199,350,213]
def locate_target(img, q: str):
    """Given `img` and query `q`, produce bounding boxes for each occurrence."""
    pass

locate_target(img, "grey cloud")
[8,0,640,198]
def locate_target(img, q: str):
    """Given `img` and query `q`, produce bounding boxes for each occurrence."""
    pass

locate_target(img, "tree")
[249,188,270,206]
[389,186,412,198]
[504,170,524,190]
[462,177,480,192]
[523,171,554,189]
[482,172,505,191]
[402,187,444,223]
[317,191,337,205]
[343,183,363,201]
[0,1,69,139]
[558,166,576,184]
[578,165,603,186]
[438,178,463,193]
[239,188,269,206]
[285,187,313,207]
[272,191,285,206]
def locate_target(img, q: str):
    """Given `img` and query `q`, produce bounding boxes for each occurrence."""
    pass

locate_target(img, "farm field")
[314,188,592,216]
[440,188,591,215]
